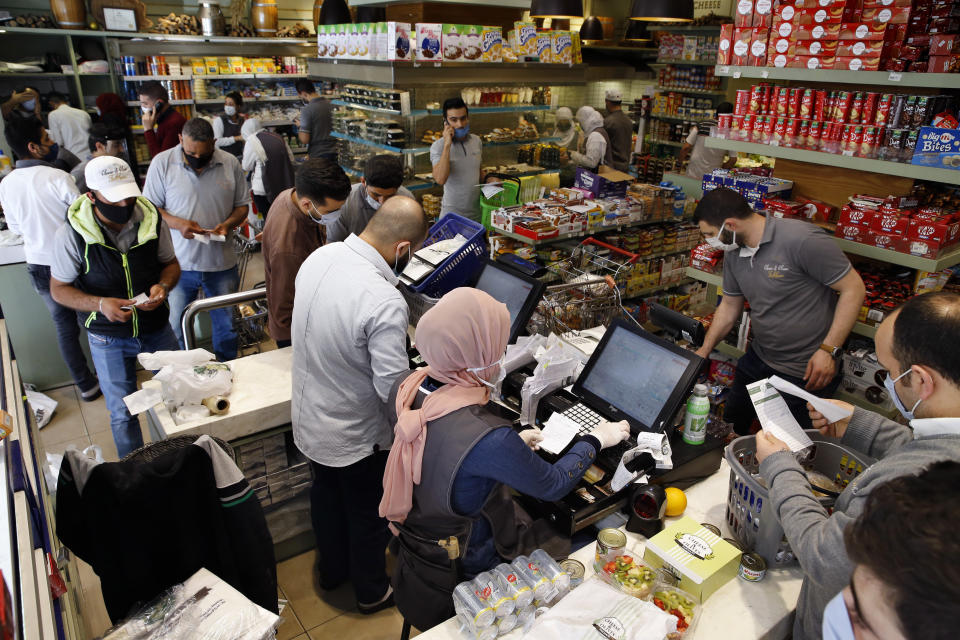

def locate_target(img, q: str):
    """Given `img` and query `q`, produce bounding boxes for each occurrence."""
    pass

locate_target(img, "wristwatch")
[157,282,171,293]
[819,343,841,358]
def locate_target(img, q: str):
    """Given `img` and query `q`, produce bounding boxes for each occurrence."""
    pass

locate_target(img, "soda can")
[798,119,811,149]
[453,582,496,629]
[875,94,893,127]
[473,571,516,618]
[800,89,814,119]
[862,92,880,125]
[497,613,518,634]
[776,87,789,116]
[748,84,764,114]
[511,556,553,601]
[735,89,750,115]
[456,613,498,640]
[850,92,865,124]
[531,549,571,593]
[493,563,534,609]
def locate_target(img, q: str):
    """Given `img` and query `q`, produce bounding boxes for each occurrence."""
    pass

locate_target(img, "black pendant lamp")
[630,0,694,22]
[624,20,651,42]
[320,0,352,25]
[530,0,583,19]
[579,16,604,40]
[355,6,385,22]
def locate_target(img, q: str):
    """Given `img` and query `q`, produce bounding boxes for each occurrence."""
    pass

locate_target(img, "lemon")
[664,487,687,517]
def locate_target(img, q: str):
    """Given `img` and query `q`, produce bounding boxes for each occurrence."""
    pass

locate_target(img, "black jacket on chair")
[55,436,277,622]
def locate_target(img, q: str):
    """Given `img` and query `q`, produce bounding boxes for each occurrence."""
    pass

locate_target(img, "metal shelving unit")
[646,138,685,148]
[494,216,694,247]
[652,60,716,67]
[331,131,430,154]
[0,25,312,45]
[194,96,300,105]
[308,59,588,88]
[714,65,960,88]
[685,267,722,288]
[656,86,727,96]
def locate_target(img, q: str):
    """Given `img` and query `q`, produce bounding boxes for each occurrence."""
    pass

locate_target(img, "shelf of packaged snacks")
[852,322,878,339]
[652,60,716,67]
[0,25,312,44]
[685,267,722,287]
[834,238,960,271]
[656,86,727,96]
[494,218,694,247]
[426,104,552,115]
[713,65,960,89]
[0,71,74,77]
[121,74,193,81]
[254,73,307,79]
[308,59,589,88]
[715,341,746,359]
[650,114,697,122]
[646,137,685,148]
[331,131,429,154]
[194,96,299,105]
[622,277,694,303]
[703,138,960,186]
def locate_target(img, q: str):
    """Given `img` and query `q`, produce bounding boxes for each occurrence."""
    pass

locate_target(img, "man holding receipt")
[49,156,180,458]
[143,117,250,361]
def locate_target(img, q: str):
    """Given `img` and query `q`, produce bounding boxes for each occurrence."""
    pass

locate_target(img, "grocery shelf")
[652,60,716,67]
[685,267,722,287]
[493,218,694,247]
[650,114,697,122]
[834,238,960,271]
[654,25,723,33]
[253,73,307,79]
[0,25,312,44]
[0,72,74,77]
[308,59,588,87]
[704,137,960,186]
[121,74,193,81]
[714,65,960,89]
[852,322,877,339]
[331,131,430,154]
[656,86,726,96]
[333,99,427,116]
[622,277,694,302]
[715,342,746,359]
[194,96,299,104]
[261,119,294,127]
[646,138,685,148]
[583,45,659,53]
[425,104,552,115]
[343,165,437,190]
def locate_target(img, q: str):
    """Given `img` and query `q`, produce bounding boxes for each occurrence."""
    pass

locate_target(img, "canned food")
[700,523,721,536]
[559,559,585,588]
[738,552,767,582]
[735,89,750,116]
[723,537,744,551]
[789,87,802,118]
[595,529,627,566]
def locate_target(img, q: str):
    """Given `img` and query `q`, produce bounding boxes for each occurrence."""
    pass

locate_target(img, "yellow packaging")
[204,56,219,75]
[536,32,552,62]
[552,30,573,64]
[643,517,742,602]
[572,32,583,64]
[243,57,253,73]
[480,26,502,62]
[252,57,267,73]
[191,57,206,75]
[513,21,537,56]
[264,57,277,73]
[0,409,12,440]
[218,58,231,75]
[229,56,244,74]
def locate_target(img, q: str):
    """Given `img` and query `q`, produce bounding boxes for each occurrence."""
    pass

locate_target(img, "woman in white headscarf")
[565,107,613,172]
[552,106,577,149]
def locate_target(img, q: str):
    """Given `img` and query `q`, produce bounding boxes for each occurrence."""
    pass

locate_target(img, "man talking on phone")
[430,97,482,222]
[138,81,186,158]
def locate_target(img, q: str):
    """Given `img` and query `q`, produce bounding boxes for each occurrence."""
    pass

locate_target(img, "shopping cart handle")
[581,237,640,263]
[604,275,617,290]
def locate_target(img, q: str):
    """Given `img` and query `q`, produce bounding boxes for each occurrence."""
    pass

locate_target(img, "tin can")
[814,89,828,121]
[835,91,853,123]
[863,92,880,125]
[723,537,744,551]
[798,119,811,149]
[875,94,893,127]
[494,563,534,609]
[800,89,814,119]
[841,124,855,151]
[773,116,786,144]
[738,552,767,582]
[731,114,745,139]
[850,125,864,152]
[788,87,802,118]
[742,114,756,141]
[595,528,627,566]
[473,571,516,618]
[850,92,865,124]
[890,94,906,129]
[717,113,732,134]
[748,84,764,114]
[735,89,750,115]
[559,559,585,588]
[786,117,799,146]
[861,126,877,158]
[776,87,789,116]
[700,523,721,537]
[454,582,497,628]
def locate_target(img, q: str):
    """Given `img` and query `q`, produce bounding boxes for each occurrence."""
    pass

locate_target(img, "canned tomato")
[863,92,880,125]
[559,559,585,588]
[776,87,789,115]
[735,89,750,115]
[738,552,767,582]
[595,528,627,566]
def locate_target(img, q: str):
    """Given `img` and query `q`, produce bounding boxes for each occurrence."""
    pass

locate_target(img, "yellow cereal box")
[572,31,583,63]
[513,21,537,56]
[552,30,573,64]
[536,32,553,63]
[480,26,502,62]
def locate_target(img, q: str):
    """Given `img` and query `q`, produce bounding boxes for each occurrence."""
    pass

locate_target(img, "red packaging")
[850,92,865,123]
[763,113,776,137]
[869,232,908,252]
[863,6,912,25]
[863,0,913,7]
[836,55,882,70]
[841,124,856,150]
[748,84,764,113]
[800,89,814,119]
[908,219,960,245]
[808,119,823,149]
[774,3,799,22]
[718,114,733,131]
[871,212,911,235]
[862,92,880,124]
[731,114,745,136]
[770,52,792,67]
[754,0,775,28]
[733,28,754,65]
[930,34,960,55]
[797,196,836,222]
[928,55,960,73]
[718,24,735,64]
[750,28,771,65]
[771,37,797,56]
[793,22,843,39]
[861,125,878,156]
[835,221,873,242]
[789,88,802,117]
[837,39,884,56]
[840,206,878,226]
[798,118,811,147]
[834,90,853,122]
[735,0,756,27]
[815,90,828,121]
[791,54,838,68]
[761,83,774,114]
[786,117,800,145]
[795,39,840,56]
[735,89,750,115]
[907,237,950,259]
[838,22,888,39]
[773,17,796,39]
[875,94,893,126]
[772,116,787,144]
[929,17,960,34]
[884,23,908,42]
[775,86,790,116]
[794,6,845,24]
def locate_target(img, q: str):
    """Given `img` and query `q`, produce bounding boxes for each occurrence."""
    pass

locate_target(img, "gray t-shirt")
[326,182,415,243]
[143,145,249,273]
[51,202,176,283]
[430,134,482,222]
[721,216,852,377]
[299,97,336,157]
[70,156,92,194]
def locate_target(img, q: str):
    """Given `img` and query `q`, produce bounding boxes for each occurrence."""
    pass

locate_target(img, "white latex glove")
[519,428,544,451]
[592,420,631,449]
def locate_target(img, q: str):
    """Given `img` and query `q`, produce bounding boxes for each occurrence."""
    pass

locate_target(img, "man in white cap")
[49,155,180,458]
[603,88,634,172]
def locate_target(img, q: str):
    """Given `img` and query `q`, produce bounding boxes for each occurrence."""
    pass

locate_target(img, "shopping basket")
[407,212,486,299]
[401,287,440,326]
[724,431,875,567]
[480,178,520,231]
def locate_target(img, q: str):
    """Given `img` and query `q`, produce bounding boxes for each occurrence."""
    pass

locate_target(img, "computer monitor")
[648,302,706,347]
[472,259,546,344]
[572,318,705,433]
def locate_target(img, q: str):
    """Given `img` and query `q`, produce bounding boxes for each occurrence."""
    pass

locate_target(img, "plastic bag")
[138,349,216,371]
[25,387,58,429]
[519,334,585,426]
[147,351,233,408]
[47,444,104,493]
[99,567,280,640]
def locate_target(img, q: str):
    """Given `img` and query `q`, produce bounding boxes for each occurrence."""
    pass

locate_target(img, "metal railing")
[180,287,267,350]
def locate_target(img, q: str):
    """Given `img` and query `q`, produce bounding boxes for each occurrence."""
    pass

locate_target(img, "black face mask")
[185,152,213,170]
[97,199,136,225]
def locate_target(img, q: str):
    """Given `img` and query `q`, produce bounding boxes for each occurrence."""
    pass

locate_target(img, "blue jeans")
[26,264,98,392]
[87,325,179,458]
[167,267,239,362]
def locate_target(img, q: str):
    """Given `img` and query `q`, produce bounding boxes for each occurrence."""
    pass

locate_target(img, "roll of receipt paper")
[201,396,230,415]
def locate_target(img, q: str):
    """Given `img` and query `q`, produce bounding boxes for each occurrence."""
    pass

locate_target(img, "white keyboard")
[561,403,604,435]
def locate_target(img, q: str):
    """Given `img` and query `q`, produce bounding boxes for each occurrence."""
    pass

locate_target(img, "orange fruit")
[664,487,687,517]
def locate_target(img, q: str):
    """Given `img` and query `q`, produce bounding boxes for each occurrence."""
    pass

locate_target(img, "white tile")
[38,386,86,446]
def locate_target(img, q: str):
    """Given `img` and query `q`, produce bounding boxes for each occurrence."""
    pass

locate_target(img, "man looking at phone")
[50,156,180,458]
[139,81,186,158]
[431,97,482,222]
[143,118,250,361]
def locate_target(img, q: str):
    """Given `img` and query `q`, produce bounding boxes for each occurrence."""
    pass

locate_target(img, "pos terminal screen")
[580,324,692,428]
[474,264,537,338]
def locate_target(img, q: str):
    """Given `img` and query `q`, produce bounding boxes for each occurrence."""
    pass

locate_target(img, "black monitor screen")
[580,323,695,428]
[474,263,542,340]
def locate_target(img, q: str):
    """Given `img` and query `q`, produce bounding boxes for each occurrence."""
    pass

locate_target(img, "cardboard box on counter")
[643,517,741,602]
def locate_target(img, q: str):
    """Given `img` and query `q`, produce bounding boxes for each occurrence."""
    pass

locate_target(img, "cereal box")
[480,26,503,62]
[552,30,573,64]
[442,24,463,61]
[416,23,443,60]
[514,21,538,56]
[572,32,583,63]
[356,23,372,60]
[191,57,206,75]
[336,24,349,58]
[385,22,412,61]
[536,32,553,62]
[461,25,482,61]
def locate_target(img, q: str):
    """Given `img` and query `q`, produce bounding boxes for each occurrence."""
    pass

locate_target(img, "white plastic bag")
[142,349,233,408]
[25,388,58,429]
[138,348,216,371]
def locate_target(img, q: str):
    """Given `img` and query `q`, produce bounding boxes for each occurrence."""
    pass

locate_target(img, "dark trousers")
[275,338,291,349]
[724,347,841,436]
[253,194,272,218]
[26,264,97,391]
[309,451,391,604]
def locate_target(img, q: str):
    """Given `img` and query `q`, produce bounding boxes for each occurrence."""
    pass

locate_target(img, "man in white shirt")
[240,118,295,217]
[47,91,92,160]
[291,195,427,613]
[680,101,736,181]
[0,117,99,399]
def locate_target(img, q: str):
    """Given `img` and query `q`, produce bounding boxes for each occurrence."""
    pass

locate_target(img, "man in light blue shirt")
[143,118,250,361]
[291,195,427,613]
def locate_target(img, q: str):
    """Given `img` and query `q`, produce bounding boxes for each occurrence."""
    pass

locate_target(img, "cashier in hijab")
[560,106,614,172]
[552,107,578,150]
[379,288,630,630]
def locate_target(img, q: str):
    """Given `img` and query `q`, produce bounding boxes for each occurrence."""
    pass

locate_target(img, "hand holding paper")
[746,379,814,452]
[768,376,853,424]
[539,412,581,455]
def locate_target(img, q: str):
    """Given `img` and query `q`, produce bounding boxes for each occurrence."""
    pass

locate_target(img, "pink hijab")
[379,287,510,525]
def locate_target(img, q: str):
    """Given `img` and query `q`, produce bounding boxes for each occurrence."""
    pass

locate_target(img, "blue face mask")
[822,591,855,640]
[42,142,59,163]
[454,124,470,140]
[883,368,922,421]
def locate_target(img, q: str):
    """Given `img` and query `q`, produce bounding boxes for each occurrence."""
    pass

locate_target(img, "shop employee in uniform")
[693,187,865,434]
[431,97,482,222]
[602,89,634,172]
[212,91,246,159]
[326,154,414,243]
[143,117,250,361]
[562,106,613,172]
[46,91,92,160]
[49,156,180,458]
[753,291,960,640]
[295,79,336,161]
[379,288,630,630]
[291,196,428,614]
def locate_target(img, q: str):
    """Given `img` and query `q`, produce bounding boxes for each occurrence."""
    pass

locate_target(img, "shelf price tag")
[761,70,769,79]
[718,65,730,74]
[733,70,742,78]
[842,150,854,157]
[888,72,902,82]
[434,62,442,68]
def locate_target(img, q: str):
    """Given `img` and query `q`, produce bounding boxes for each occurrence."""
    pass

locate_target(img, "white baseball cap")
[605,89,623,102]
[85,155,141,202]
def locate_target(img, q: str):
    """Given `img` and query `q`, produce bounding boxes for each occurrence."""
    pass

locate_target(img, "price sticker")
[761,70,769,78]
[888,72,902,82]
[434,62,442,67]
[718,65,730,74]
[733,70,742,79]
[842,149,854,157]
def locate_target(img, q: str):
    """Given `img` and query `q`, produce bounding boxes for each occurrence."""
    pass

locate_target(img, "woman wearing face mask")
[380,287,630,629]
[552,106,578,150]
[212,91,246,159]
[561,106,613,172]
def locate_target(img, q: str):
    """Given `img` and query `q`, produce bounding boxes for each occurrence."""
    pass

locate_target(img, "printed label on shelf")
[733,70,742,78]
[761,70,769,78]
[888,72,902,81]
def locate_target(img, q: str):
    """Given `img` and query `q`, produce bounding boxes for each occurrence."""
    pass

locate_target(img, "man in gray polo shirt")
[143,117,250,361]
[326,154,414,243]
[693,187,866,434]
[431,97,482,222]
[296,79,336,161]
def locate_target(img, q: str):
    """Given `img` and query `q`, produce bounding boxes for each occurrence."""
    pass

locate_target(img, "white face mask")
[467,353,507,392]
[308,201,341,226]
[365,192,382,211]
[884,369,923,421]
[224,105,237,116]
[140,105,152,115]
[821,591,855,640]
[704,225,739,251]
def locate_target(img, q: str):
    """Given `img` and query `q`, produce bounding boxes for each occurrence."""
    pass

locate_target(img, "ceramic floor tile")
[88,430,119,462]
[38,385,87,446]
[290,635,309,640]
[277,585,305,640]
[307,607,418,640]
[277,550,356,630]
[78,394,111,435]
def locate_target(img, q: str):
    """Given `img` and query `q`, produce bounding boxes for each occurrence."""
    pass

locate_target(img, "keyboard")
[561,402,637,470]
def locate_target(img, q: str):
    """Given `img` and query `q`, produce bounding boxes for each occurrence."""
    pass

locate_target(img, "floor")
[37,252,420,639]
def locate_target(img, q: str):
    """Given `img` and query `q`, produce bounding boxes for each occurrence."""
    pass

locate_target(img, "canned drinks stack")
[510,555,553,601]
[682,383,710,445]
[496,613,518,634]
[453,582,496,629]
[530,549,571,593]
[472,571,516,618]
[493,563,534,608]
[455,613,498,640]
[516,605,536,630]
